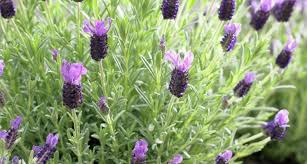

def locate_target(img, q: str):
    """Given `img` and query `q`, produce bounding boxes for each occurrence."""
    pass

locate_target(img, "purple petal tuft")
[274,109,289,126]
[244,72,256,84]
[10,116,22,130]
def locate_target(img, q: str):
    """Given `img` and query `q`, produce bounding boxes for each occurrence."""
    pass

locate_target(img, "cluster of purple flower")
[0,0,300,163]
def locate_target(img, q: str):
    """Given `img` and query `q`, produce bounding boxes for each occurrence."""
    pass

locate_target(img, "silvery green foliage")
[0,0,303,163]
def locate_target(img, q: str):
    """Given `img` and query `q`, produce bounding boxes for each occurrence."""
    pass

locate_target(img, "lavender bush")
[0,0,305,163]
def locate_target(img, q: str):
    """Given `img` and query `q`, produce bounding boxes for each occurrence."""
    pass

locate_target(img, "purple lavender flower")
[272,0,296,22]
[0,0,15,19]
[276,38,297,69]
[218,0,236,21]
[0,60,5,77]
[168,154,183,164]
[0,116,22,149]
[131,139,148,164]
[160,35,166,53]
[221,23,241,52]
[250,0,272,30]
[33,133,59,164]
[161,0,180,19]
[263,109,289,140]
[0,157,6,164]
[12,156,19,164]
[215,150,233,164]
[233,72,256,97]
[61,60,87,109]
[83,18,111,61]
[165,51,194,97]
[98,96,109,113]
[51,49,59,61]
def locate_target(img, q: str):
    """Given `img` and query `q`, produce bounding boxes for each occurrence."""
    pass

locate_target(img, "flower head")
[263,109,289,140]
[161,0,180,19]
[132,139,148,164]
[61,60,87,85]
[12,156,19,164]
[233,72,256,97]
[98,96,109,113]
[168,154,183,164]
[216,150,233,164]
[83,18,112,37]
[221,23,241,52]
[165,51,194,72]
[0,60,5,76]
[33,133,59,164]
[0,116,22,149]
[218,0,236,21]
[0,0,15,19]
[276,38,297,68]
[51,49,59,61]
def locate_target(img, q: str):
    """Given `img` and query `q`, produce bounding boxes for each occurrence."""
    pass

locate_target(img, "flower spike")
[165,51,194,97]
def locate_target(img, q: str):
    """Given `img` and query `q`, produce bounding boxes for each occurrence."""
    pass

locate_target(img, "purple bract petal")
[46,133,59,148]
[179,51,194,72]
[165,51,194,72]
[10,116,22,130]
[274,109,289,126]
[284,38,297,52]
[169,154,183,164]
[84,18,111,36]
[0,131,7,139]
[224,23,241,36]
[244,72,256,84]
[32,145,42,154]
[260,0,272,12]
[0,60,5,76]
[83,20,95,34]
[61,60,87,85]
[165,51,181,68]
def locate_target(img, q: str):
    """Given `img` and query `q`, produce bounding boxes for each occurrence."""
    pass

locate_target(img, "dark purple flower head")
[132,139,148,164]
[0,60,5,76]
[250,0,273,30]
[165,51,193,97]
[276,38,297,69]
[272,0,296,22]
[83,18,112,37]
[0,116,22,149]
[33,133,59,164]
[61,60,87,85]
[218,0,236,21]
[168,154,183,164]
[84,18,111,61]
[221,23,241,52]
[233,72,256,97]
[263,109,289,140]
[0,0,15,19]
[51,49,59,61]
[98,96,109,113]
[161,0,180,19]
[216,150,233,164]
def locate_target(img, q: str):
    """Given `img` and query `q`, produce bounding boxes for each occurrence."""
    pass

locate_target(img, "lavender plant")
[0,0,304,163]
